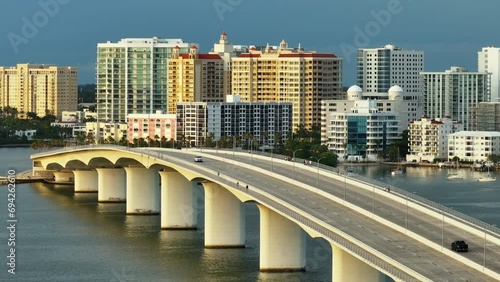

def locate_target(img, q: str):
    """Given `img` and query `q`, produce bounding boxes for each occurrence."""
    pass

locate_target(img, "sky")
[1,0,500,85]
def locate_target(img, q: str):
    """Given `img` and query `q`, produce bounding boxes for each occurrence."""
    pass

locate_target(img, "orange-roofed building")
[231,39,342,131]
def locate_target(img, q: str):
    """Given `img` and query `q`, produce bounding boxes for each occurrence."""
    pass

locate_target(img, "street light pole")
[442,208,445,250]
[484,226,487,269]
[406,196,409,232]
[310,156,325,190]
[271,147,274,173]
[250,137,255,165]
[344,169,347,201]
[232,135,235,159]
[286,148,302,182]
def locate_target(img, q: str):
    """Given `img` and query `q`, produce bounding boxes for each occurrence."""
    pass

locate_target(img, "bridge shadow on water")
[22,182,358,281]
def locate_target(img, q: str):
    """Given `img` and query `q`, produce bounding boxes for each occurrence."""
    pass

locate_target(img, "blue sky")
[1,0,499,85]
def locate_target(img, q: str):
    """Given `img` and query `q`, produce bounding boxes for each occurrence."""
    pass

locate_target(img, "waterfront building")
[0,64,78,119]
[406,116,464,163]
[321,85,423,134]
[478,46,500,102]
[176,102,207,147]
[322,99,400,162]
[126,111,176,143]
[421,66,491,130]
[357,44,424,95]
[207,96,292,147]
[85,122,128,143]
[448,131,500,162]
[231,40,342,131]
[96,37,197,122]
[167,45,225,114]
[470,102,500,131]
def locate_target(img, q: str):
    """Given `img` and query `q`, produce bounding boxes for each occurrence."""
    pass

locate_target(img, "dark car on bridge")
[451,240,468,252]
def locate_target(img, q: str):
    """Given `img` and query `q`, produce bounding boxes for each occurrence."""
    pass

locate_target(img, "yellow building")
[231,40,342,130]
[0,64,77,119]
[167,46,225,114]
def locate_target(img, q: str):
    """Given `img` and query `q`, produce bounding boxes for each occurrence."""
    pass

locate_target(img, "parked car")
[194,156,203,162]
[451,240,468,252]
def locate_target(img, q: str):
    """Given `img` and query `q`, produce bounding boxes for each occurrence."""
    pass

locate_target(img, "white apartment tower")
[96,37,197,122]
[478,46,500,102]
[357,44,424,94]
[421,66,490,130]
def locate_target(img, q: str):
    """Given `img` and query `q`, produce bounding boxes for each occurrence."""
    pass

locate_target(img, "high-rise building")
[421,66,491,130]
[478,46,500,102]
[0,64,77,119]
[357,44,424,95]
[207,96,292,147]
[406,116,464,163]
[471,102,500,131]
[210,32,237,98]
[231,40,342,131]
[167,45,225,114]
[176,102,207,147]
[322,100,400,162]
[96,37,197,122]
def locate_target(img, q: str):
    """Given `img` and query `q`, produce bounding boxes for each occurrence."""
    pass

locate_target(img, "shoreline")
[0,144,32,147]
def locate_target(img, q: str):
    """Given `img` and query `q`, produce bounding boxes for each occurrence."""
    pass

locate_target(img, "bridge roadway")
[144,148,500,282]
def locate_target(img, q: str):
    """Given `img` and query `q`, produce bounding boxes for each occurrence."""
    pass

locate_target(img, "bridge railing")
[207,148,500,236]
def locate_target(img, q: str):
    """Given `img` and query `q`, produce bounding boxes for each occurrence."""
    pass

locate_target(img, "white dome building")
[388,85,404,100]
[347,85,363,100]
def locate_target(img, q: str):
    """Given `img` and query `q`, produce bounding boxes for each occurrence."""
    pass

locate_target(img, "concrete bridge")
[31,145,500,282]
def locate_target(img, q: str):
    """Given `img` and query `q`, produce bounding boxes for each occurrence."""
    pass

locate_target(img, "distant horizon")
[1,0,499,85]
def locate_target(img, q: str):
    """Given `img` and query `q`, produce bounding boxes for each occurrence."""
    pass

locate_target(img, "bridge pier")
[257,204,306,272]
[331,244,385,282]
[125,166,160,215]
[203,182,245,248]
[53,171,74,184]
[159,170,198,230]
[96,168,126,203]
[73,170,98,193]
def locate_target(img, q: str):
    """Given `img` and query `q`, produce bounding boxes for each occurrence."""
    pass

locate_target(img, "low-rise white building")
[86,122,127,143]
[407,116,464,162]
[322,99,400,162]
[448,131,500,162]
[15,129,37,140]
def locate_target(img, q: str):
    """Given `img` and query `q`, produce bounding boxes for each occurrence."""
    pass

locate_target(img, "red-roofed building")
[168,46,226,113]
[231,41,342,130]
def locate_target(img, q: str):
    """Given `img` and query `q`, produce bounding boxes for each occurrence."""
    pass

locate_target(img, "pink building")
[127,112,176,143]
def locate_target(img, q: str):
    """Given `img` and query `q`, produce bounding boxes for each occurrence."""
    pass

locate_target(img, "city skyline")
[1,0,500,85]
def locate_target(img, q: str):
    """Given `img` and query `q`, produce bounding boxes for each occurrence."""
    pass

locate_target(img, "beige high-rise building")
[231,40,342,130]
[0,64,77,119]
[210,32,236,98]
[167,45,225,114]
